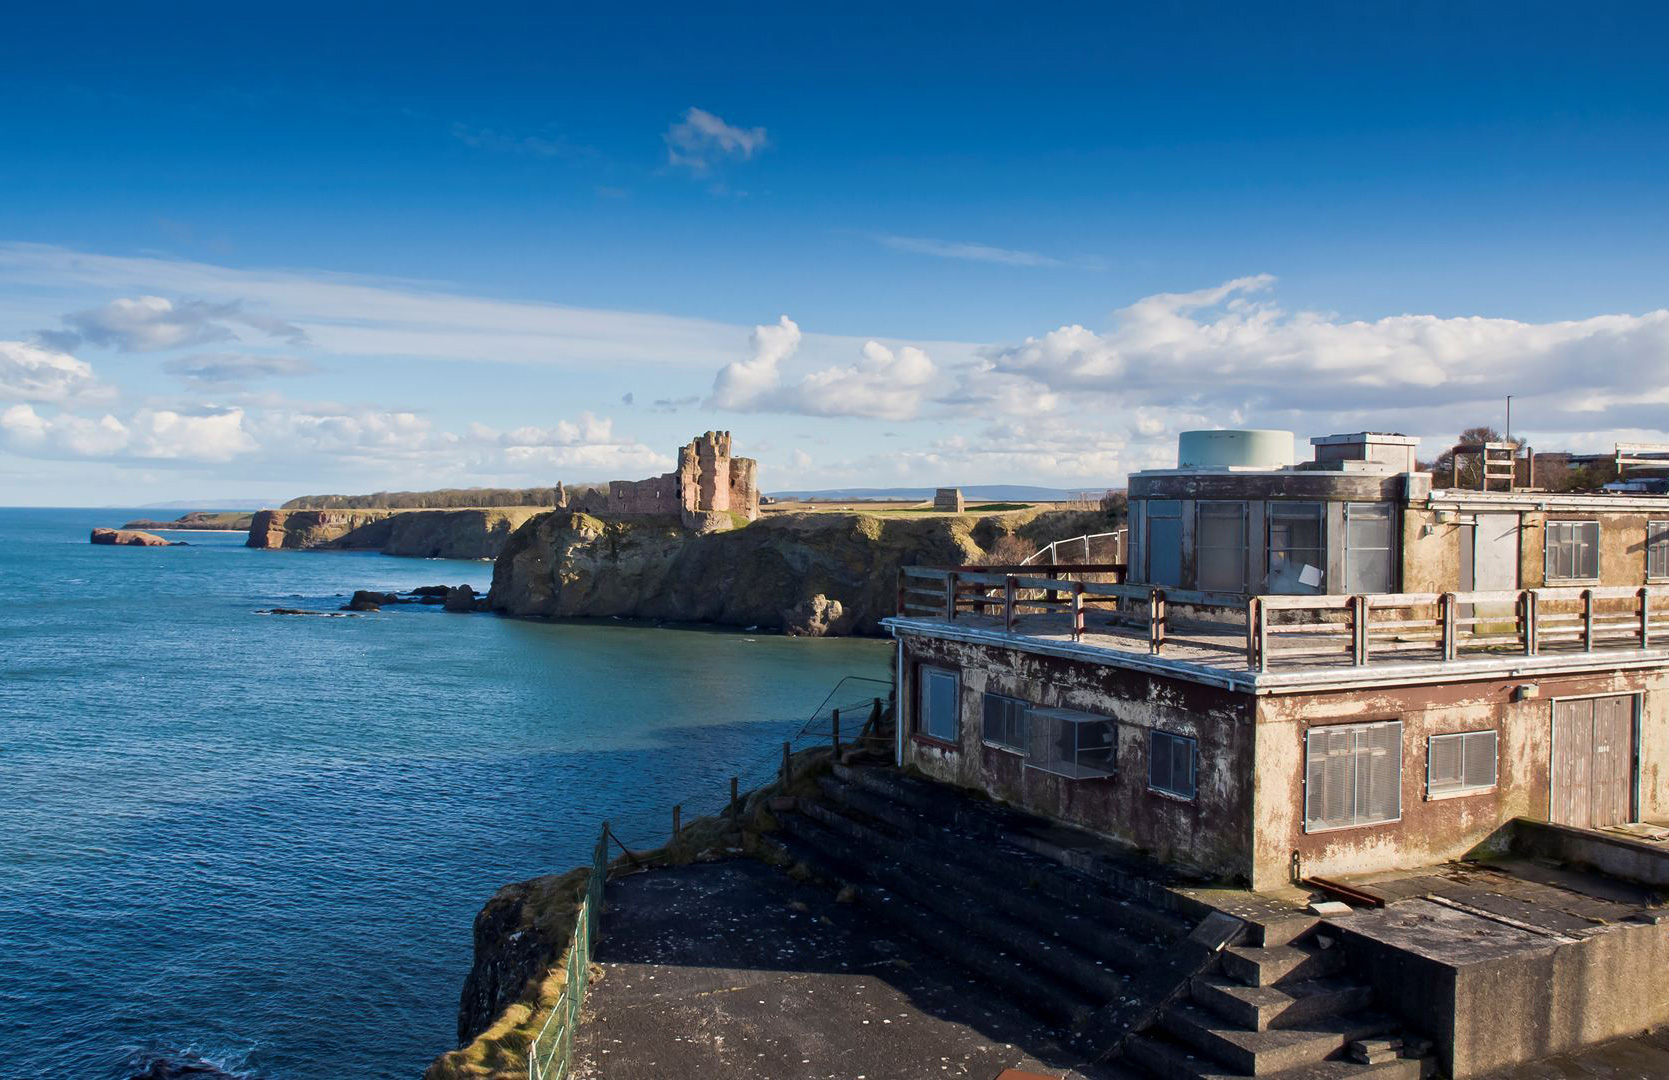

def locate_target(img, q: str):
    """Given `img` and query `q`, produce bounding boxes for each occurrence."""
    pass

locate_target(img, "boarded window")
[1026,708,1115,778]
[981,693,1027,751]
[1344,503,1396,594]
[1650,521,1669,581]
[1304,721,1402,831]
[1146,499,1183,587]
[1148,729,1198,799]
[1428,730,1498,796]
[918,667,959,743]
[1268,502,1325,594]
[1546,520,1600,582]
[1197,501,1248,592]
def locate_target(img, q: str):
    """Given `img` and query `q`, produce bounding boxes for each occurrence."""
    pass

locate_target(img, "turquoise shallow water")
[0,508,890,1079]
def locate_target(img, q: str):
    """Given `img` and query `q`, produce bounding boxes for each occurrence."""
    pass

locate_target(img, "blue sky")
[2,3,1667,504]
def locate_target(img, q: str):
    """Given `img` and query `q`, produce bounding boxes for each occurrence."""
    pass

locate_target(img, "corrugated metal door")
[1551,696,1636,829]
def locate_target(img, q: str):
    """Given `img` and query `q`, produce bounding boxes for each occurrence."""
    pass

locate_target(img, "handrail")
[1021,530,1125,566]
[895,566,1669,673]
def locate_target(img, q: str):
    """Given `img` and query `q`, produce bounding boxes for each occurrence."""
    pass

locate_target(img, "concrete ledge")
[1509,818,1669,889]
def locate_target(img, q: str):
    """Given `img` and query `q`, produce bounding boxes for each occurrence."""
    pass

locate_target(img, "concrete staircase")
[763,762,1425,1080]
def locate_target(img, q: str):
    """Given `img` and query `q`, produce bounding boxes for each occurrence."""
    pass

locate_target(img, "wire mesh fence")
[527,822,608,1080]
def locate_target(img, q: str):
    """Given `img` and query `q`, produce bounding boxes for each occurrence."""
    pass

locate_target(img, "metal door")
[1551,696,1637,829]
[1472,513,1520,628]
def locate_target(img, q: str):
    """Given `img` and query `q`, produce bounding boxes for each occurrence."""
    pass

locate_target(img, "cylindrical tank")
[1177,429,1295,469]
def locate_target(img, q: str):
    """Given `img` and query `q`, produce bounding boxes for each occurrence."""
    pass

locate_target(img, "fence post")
[1149,589,1166,654]
[1352,595,1369,666]
[1246,597,1260,671]
[1642,587,1652,649]
[730,776,739,821]
[1439,593,1456,660]
[832,708,841,753]
[1004,574,1016,633]
[1071,582,1085,641]
[1524,591,1539,656]
[945,570,959,621]
[1583,589,1596,652]
[781,740,791,786]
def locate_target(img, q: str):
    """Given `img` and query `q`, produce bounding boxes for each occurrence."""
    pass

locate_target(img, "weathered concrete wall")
[1252,669,1669,889]
[897,635,1256,882]
[1511,818,1669,888]
[1337,902,1669,1078]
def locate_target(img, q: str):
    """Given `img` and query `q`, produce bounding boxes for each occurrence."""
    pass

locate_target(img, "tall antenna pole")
[1506,395,1513,445]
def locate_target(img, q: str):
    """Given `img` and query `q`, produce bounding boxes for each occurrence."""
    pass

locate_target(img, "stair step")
[819,773,1191,945]
[764,823,1097,1033]
[834,762,1202,922]
[1189,975,1373,1032]
[1161,1001,1400,1076]
[779,807,1138,1004]
[1126,1032,1421,1080]
[1221,943,1345,988]
[805,783,1180,963]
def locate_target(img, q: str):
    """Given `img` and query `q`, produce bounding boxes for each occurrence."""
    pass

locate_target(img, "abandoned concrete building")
[605,430,760,529]
[880,429,1669,1072]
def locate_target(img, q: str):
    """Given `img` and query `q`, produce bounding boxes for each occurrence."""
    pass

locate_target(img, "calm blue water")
[0,508,889,1079]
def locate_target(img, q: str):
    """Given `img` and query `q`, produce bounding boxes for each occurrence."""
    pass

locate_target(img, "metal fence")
[527,822,609,1080]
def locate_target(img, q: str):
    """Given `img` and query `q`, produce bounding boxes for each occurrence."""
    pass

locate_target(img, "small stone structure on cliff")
[607,431,760,530]
[932,487,965,513]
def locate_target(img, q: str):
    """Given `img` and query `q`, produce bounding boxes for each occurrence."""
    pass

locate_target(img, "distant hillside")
[280,486,600,510]
[765,484,1112,502]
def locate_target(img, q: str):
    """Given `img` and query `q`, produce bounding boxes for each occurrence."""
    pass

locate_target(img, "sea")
[0,508,891,1079]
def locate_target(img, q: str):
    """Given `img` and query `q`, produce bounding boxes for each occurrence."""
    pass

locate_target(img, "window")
[918,666,959,743]
[1546,520,1600,582]
[1148,730,1198,799]
[1649,521,1669,581]
[982,693,1027,751]
[1344,503,1396,594]
[1146,500,1183,587]
[1025,708,1115,778]
[1427,730,1498,797]
[1267,502,1325,594]
[1304,721,1402,832]
[1197,501,1248,592]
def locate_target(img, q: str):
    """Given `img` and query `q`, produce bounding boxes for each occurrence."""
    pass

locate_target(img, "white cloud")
[164,352,317,384]
[0,404,256,462]
[665,107,767,174]
[0,340,101,403]
[708,318,940,420]
[877,234,1100,270]
[63,295,310,352]
[450,123,596,160]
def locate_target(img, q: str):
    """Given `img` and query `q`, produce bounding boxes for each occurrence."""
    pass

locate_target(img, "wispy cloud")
[61,295,310,352]
[877,234,1103,270]
[450,122,599,161]
[665,107,767,175]
[164,352,317,384]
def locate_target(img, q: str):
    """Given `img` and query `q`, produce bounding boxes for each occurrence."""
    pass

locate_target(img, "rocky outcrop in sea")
[91,528,186,547]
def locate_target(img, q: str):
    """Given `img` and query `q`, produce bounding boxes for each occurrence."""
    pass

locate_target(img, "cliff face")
[487,507,1113,635]
[246,508,546,559]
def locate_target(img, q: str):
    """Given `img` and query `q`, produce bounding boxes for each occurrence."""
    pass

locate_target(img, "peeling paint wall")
[897,634,1257,882]
[1254,670,1669,889]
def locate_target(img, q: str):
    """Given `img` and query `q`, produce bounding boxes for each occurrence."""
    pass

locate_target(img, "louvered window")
[1197,501,1248,592]
[918,667,959,743]
[981,693,1027,751]
[1148,730,1198,799]
[1427,730,1498,797]
[1304,721,1402,832]
[1344,503,1396,594]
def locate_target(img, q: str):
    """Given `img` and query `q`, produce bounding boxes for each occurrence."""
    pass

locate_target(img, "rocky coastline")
[246,507,546,560]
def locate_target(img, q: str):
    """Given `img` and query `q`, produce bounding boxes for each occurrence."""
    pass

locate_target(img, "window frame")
[1266,500,1326,594]
[1196,500,1249,593]
[1303,720,1403,834]
[1148,729,1199,801]
[1024,707,1116,779]
[1648,521,1669,582]
[1344,501,1398,594]
[981,692,1028,754]
[1426,729,1499,800]
[1544,519,1601,584]
[915,665,960,746]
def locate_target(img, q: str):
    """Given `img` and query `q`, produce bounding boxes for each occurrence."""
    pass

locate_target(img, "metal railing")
[897,565,1669,673]
[528,822,609,1080]
[1022,530,1126,566]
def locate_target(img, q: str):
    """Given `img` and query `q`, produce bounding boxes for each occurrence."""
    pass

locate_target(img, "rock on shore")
[91,528,184,547]
[487,507,1113,636]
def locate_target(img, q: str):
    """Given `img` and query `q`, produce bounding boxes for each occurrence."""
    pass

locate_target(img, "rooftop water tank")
[1177,429,1295,469]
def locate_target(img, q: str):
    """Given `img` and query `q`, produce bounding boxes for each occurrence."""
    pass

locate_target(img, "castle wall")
[606,431,760,525]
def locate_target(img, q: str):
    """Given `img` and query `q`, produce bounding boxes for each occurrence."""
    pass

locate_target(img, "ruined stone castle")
[606,431,760,529]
